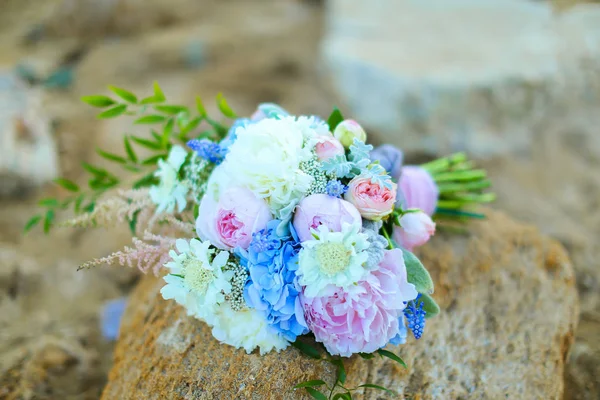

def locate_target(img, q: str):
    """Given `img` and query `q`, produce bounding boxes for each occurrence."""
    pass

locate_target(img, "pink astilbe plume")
[78,231,181,275]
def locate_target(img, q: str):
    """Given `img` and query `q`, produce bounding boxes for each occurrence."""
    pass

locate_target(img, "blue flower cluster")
[403,294,426,339]
[187,118,250,164]
[238,220,308,342]
[325,180,347,198]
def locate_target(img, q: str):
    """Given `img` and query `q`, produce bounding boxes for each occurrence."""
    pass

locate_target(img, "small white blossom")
[149,145,189,214]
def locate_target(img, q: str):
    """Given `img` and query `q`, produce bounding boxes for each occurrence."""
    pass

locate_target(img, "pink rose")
[398,166,439,216]
[344,175,397,221]
[314,136,345,162]
[301,249,418,356]
[196,187,272,250]
[293,194,361,242]
[393,211,436,252]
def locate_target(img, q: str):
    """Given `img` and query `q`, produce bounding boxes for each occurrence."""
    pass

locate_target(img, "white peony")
[298,223,370,297]
[149,145,189,214]
[160,238,234,320]
[209,302,289,355]
[218,117,315,218]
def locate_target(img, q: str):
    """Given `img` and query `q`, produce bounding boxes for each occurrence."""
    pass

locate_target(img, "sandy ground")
[0,0,598,399]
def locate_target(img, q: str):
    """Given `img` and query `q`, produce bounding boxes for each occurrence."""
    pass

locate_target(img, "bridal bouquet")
[28,83,493,397]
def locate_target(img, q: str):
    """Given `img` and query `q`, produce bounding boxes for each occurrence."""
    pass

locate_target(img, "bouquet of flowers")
[28,83,493,398]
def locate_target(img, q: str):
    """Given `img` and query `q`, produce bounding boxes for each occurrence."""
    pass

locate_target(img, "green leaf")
[83,201,95,213]
[154,105,188,115]
[82,163,109,178]
[43,210,55,234]
[162,118,174,146]
[54,178,79,192]
[193,203,200,219]
[305,387,328,400]
[332,393,352,400]
[153,81,166,102]
[97,104,127,119]
[327,107,344,131]
[38,198,59,207]
[358,353,375,360]
[376,349,407,368]
[74,194,85,213]
[108,85,137,103]
[124,137,138,163]
[331,358,346,384]
[293,380,326,389]
[134,114,166,124]
[358,384,395,395]
[196,96,207,117]
[140,95,162,105]
[130,135,162,150]
[216,93,237,118]
[81,95,115,108]
[419,292,440,319]
[128,210,140,234]
[181,116,202,134]
[133,172,158,189]
[401,248,434,294]
[89,178,118,191]
[141,154,168,165]
[291,341,321,360]
[96,148,127,164]
[24,215,42,233]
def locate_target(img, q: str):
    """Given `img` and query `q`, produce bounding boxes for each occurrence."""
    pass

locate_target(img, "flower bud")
[333,119,367,148]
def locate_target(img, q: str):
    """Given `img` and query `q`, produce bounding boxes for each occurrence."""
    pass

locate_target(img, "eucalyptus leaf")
[401,248,434,294]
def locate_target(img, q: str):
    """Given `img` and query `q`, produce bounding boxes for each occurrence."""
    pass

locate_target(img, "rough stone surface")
[0,72,58,197]
[321,0,600,157]
[102,211,578,399]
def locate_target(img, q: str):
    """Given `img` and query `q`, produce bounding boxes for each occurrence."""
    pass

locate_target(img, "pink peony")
[301,249,418,356]
[344,175,397,221]
[398,166,439,216]
[292,194,362,242]
[393,211,436,252]
[196,186,272,250]
[314,136,345,162]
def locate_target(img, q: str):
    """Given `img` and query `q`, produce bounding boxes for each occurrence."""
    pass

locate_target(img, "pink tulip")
[393,211,436,252]
[398,166,439,216]
[293,194,361,242]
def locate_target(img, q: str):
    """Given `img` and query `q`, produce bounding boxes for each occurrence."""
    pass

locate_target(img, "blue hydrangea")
[388,316,408,345]
[325,180,347,198]
[238,220,308,342]
[403,294,426,339]
[187,139,227,164]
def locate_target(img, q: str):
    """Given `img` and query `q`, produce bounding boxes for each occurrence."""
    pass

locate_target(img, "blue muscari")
[325,180,347,198]
[187,118,250,164]
[403,294,426,339]
[237,220,308,342]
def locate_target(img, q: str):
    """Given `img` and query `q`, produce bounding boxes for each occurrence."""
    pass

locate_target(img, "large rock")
[0,72,58,197]
[102,211,578,399]
[321,0,600,157]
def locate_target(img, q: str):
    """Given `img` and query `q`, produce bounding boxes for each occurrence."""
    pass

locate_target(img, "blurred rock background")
[0,0,598,398]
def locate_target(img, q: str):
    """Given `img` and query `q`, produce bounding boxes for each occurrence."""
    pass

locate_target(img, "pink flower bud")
[393,211,436,252]
[314,136,345,162]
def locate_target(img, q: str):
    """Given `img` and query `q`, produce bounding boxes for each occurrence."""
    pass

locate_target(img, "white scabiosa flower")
[219,117,314,219]
[297,223,370,297]
[160,238,234,320]
[149,145,189,214]
[209,302,289,355]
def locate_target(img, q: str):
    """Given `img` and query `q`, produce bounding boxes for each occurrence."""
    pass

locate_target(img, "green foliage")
[305,387,328,400]
[29,82,238,234]
[419,292,441,319]
[401,248,434,295]
[294,380,327,389]
[327,107,344,131]
[377,349,407,368]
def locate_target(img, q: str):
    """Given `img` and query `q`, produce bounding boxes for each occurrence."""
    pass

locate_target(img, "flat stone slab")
[101,210,578,399]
